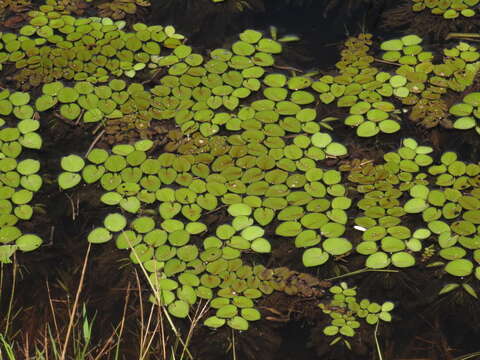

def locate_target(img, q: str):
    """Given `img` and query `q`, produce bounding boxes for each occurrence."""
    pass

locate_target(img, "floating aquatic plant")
[1,0,31,18]
[10,20,302,144]
[56,137,302,329]
[97,0,150,20]
[49,24,352,327]
[345,137,480,279]
[319,282,394,349]
[450,91,480,132]
[304,32,480,133]
[309,33,404,137]
[34,11,476,335]
[0,89,43,263]
[57,110,349,327]
[8,0,480,344]
[411,0,479,19]
[0,4,183,89]
[380,36,479,129]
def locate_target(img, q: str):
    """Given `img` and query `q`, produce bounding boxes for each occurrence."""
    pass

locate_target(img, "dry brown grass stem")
[93,281,132,360]
[181,300,210,360]
[135,269,160,360]
[374,58,401,67]
[47,280,61,345]
[159,290,166,360]
[85,130,106,158]
[60,243,91,360]
[64,193,79,220]
[3,255,17,337]
[128,233,194,360]
[21,332,29,359]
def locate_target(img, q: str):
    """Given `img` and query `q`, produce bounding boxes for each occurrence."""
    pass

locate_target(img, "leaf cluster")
[319,282,394,349]
[411,0,479,19]
[0,89,43,263]
[348,138,480,279]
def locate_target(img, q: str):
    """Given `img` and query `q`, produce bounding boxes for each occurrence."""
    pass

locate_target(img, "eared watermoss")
[0,89,43,263]
[345,137,480,279]
[6,0,480,348]
[411,0,480,19]
[320,282,394,349]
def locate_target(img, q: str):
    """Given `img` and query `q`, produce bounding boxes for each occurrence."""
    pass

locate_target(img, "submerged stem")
[374,322,383,360]
[325,267,398,281]
[446,33,480,41]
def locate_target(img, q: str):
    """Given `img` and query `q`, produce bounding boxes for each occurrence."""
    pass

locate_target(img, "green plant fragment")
[88,227,112,244]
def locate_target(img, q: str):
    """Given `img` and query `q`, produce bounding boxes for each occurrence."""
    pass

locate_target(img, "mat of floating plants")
[1,0,480,359]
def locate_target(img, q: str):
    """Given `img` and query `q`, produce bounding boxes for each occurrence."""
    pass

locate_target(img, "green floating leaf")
[450,103,473,117]
[356,122,379,138]
[401,34,422,46]
[0,245,16,263]
[61,155,85,172]
[323,325,339,336]
[325,143,347,157]
[453,117,476,130]
[323,237,352,255]
[366,252,390,269]
[302,248,329,267]
[275,221,302,237]
[251,238,271,253]
[340,326,355,337]
[20,133,42,149]
[60,104,81,120]
[168,300,190,318]
[241,308,261,321]
[217,304,238,318]
[239,29,263,44]
[16,234,42,252]
[0,226,21,244]
[35,95,57,111]
[381,39,403,51]
[391,252,415,268]
[204,316,226,328]
[227,316,249,331]
[445,259,474,277]
[104,213,127,232]
[18,120,39,134]
[228,203,252,217]
[120,197,141,213]
[463,92,480,107]
[404,198,428,213]
[58,172,82,190]
[88,227,112,244]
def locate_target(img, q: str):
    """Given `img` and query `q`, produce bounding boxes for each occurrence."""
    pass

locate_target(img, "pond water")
[1,1,480,359]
